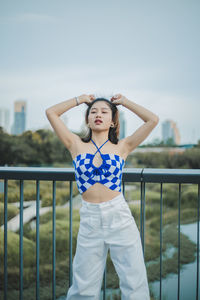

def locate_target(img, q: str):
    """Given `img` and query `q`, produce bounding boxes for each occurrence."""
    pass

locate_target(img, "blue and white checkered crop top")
[72,138,125,195]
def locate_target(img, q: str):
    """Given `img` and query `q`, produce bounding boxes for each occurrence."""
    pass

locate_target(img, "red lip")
[95,119,102,123]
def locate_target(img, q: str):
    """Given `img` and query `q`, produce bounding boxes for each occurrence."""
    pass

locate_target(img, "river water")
[150,221,200,300]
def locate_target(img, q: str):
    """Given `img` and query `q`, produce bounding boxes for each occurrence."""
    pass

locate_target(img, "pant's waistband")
[81,193,125,208]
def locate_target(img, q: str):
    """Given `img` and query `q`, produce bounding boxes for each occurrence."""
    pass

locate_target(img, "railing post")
[4,179,8,300]
[177,183,181,300]
[69,181,73,287]
[196,183,200,300]
[140,169,145,255]
[102,265,107,300]
[36,180,40,300]
[19,180,24,300]
[52,180,56,299]
[160,183,163,300]
[122,180,125,197]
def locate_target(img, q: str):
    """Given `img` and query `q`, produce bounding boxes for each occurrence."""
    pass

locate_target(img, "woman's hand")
[111,94,127,105]
[78,94,95,104]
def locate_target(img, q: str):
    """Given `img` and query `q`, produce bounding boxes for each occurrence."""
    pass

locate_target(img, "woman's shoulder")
[69,137,91,160]
[106,138,129,161]
[117,138,130,160]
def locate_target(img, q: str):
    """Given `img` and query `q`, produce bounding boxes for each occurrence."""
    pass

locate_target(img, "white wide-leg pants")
[66,193,150,300]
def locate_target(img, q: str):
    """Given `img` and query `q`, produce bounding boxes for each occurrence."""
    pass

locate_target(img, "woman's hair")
[81,98,120,144]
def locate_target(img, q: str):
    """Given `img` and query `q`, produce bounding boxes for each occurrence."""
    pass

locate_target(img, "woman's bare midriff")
[81,183,122,203]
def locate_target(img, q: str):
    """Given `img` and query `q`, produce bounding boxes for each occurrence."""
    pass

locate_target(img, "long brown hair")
[81,98,120,144]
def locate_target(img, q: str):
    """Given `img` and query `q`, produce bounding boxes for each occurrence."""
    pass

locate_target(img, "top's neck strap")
[91,138,109,154]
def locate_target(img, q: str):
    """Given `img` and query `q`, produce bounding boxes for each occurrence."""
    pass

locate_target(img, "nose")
[95,112,102,118]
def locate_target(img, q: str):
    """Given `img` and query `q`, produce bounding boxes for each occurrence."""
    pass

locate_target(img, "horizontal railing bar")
[0,167,143,181]
[122,168,144,182]
[0,167,75,181]
[142,168,200,183]
[0,167,200,183]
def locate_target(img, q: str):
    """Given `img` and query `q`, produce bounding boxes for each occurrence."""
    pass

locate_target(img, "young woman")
[46,93,159,300]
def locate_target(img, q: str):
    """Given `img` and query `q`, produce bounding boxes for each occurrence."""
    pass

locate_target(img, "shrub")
[0,203,19,226]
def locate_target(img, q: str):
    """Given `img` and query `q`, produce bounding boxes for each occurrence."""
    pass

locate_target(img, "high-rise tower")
[119,110,126,139]
[11,100,27,135]
[162,119,181,145]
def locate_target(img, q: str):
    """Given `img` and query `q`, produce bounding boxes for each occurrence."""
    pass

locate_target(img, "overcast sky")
[0,0,199,144]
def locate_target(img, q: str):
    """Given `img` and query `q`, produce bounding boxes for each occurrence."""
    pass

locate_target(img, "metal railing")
[0,167,200,300]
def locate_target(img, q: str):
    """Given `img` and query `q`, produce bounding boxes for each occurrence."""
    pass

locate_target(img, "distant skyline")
[0,0,199,144]
[1,99,198,145]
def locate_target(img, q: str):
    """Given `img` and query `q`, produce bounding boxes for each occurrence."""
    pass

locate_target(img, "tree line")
[131,142,200,169]
[0,127,72,166]
[0,126,199,168]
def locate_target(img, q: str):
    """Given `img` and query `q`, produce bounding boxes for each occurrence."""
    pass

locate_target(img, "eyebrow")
[91,107,109,110]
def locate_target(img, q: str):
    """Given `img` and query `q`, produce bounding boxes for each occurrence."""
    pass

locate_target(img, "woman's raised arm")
[45,94,94,151]
[111,94,159,155]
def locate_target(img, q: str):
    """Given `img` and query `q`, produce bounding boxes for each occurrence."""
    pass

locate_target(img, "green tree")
[0,128,72,166]
[0,127,15,166]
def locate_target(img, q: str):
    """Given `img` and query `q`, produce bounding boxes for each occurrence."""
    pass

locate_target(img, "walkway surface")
[1,193,82,232]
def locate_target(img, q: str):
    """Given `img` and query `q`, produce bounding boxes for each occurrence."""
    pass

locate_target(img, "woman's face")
[87,101,113,131]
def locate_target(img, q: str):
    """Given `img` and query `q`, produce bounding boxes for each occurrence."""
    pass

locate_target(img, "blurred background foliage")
[0,126,200,168]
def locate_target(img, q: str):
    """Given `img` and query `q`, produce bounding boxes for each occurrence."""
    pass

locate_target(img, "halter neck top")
[72,138,125,194]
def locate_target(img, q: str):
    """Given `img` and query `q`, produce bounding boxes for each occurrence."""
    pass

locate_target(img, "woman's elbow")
[154,115,159,124]
[149,115,159,127]
[45,108,54,117]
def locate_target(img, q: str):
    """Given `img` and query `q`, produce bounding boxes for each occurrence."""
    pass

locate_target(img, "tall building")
[11,100,27,135]
[0,107,10,133]
[162,119,181,145]
[119,110,126,139]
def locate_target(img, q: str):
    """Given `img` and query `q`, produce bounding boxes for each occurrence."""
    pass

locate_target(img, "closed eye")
[91,111,107,113]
